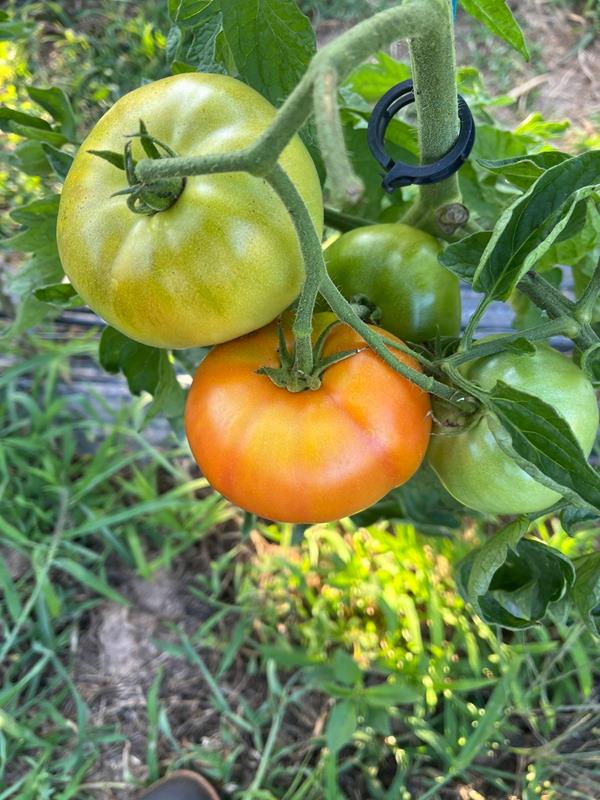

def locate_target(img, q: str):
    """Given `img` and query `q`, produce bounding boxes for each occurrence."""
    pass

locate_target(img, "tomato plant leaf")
[473,151,600,300]
[27,87,77,142]
[325,699,357,755]
[352,463,467,533]
[41,144,73,181]
[186,11,226,74]
[144,353,187,425]
[34,283,82,309]
[99,329,186,424]
[1,196,64,338]
[166,25,183,62]
[560,506,600,536]
[168,0,216,27]
[460,517,529,608]
[8,121,67,147]
[439,231,491,282]
[472,124,532,161]
[13,140,52,177]
[458,162,505,227]
[345,52,411,103]
[99,327,162,396]
[478,151,571,191]
[171,60,197,75]
[571,553,600,636]
[458,0,529,59]
[220,0,316,106]
[0,107,53,133]
[485,381,600,512]
[457,531,575,628]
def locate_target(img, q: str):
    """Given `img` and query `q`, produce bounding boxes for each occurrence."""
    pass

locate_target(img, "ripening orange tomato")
[185,314,432,523]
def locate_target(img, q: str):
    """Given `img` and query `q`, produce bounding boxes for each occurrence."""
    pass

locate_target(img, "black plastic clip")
[367,79,475,193]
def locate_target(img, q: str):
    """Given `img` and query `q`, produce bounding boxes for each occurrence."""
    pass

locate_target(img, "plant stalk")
[267,165,470,407]
[574,256,600,323]
[448,318,579,367]
[136,0,440,193]
[402,0,462,234]
[518,271,598,351]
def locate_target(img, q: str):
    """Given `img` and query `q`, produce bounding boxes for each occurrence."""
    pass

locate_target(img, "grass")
[1,336,599,799]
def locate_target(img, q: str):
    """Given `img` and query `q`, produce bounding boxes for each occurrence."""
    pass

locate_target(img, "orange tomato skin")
[185,316,432,523]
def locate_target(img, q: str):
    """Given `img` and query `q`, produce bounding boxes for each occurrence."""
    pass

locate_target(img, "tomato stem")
[402,0,463,235]
[135,0,461,236]
[574,256,600,324]
[320,273,475,410]
[265,163,469,407]
[518,271,598,352]
[312,63,364,205]
[265,165,324,379]
[448,318,580,367]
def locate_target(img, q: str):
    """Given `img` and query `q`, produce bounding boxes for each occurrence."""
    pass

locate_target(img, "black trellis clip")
[367,79,475,193]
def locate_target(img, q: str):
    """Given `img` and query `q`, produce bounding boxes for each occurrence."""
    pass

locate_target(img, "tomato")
[185,314,432,523]
[428,343,599,515]
[323,223,460,342]
[57,73,323,349]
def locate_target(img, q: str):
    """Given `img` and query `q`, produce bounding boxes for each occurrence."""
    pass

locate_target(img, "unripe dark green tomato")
[323,223,461,342]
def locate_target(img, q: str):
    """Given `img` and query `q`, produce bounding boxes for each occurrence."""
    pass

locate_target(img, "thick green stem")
[402,0,462,234]
[574,256,600,324]
[265,165,323,380]
[448,318,579,367]
[518,271,575,315]
[313,64,364,205]
[518,271,598,351]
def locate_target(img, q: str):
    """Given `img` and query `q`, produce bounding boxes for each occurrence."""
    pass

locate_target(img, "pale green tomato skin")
[57,73,324,349]
[428,343,599,515]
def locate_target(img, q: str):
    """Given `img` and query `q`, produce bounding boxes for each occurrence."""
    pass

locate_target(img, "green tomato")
[323,223,461,342]
[428,343,599,515]
[57,73,323,349]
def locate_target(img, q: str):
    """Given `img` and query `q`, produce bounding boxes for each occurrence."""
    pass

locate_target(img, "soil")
[62,526,328,800]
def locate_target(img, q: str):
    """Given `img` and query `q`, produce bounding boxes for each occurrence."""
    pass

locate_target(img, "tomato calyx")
[256,319,365,392]
[431,396,484,436]
[348,293,383,326]
[89,119,186,215]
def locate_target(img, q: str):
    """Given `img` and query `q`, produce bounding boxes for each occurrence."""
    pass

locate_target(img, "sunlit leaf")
[458,0,529,59]
[220,0,315,106]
